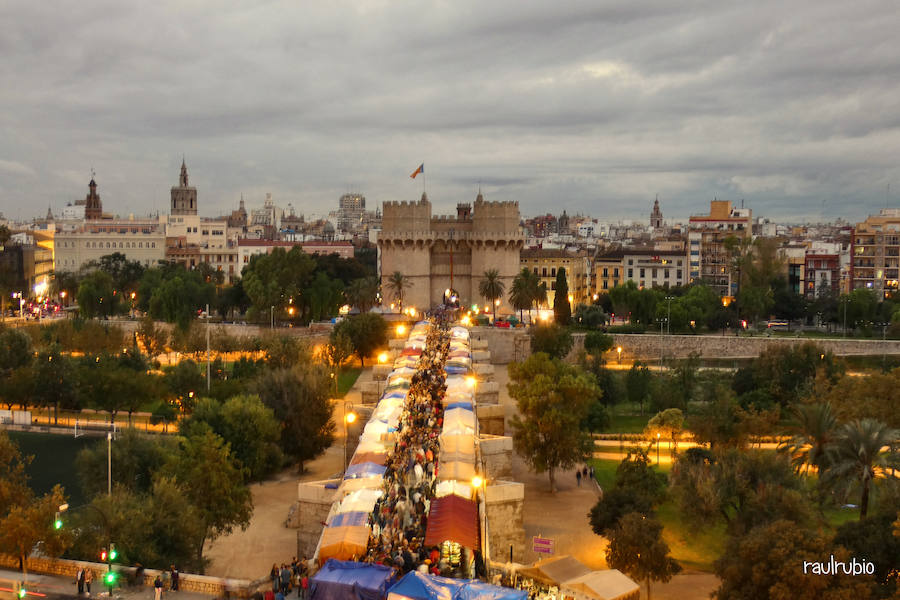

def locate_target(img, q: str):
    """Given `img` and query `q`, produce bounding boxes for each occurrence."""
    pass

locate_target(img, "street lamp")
[616,346,622,363]
[343,406,357,473]
[656,433,661,465]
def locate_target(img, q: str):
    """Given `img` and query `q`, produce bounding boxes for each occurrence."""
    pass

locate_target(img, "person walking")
[170,565,179,592]
[84,568,93,597]
[576,470,582,487]
[75,568,85,596]
[154,575,163,600]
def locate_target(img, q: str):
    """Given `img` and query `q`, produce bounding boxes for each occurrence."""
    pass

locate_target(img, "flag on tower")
[410,163,424,179]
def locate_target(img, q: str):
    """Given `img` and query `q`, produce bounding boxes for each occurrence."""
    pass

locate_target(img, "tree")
[77,270,118,319]
[147,267,216,331]
[822,369,900,429]
[76,428,177,498]
[305,270,344,322]
[509,268,537,322]
[0,485,71,583]
[733,342,842,408]
[583,331,614,358]
[163,360,205,413]
[384,271,411,310]
[508,353,598,492]
[255,365,336,473]
[0,328,33,374]
[589,450,666,534]
[625,362,653,415]
[823,419,900,519]
[713,520,871,600]
[606,512,681,600]
[262,334,306,370]
[554,267,571,325]
[0,430,33,516]
[180,395,283,482]
[687,385,747,450]
[136,316,168,357]
[479,269,505,322]
[170,430,252,572]
[323,331,354,397]
[646,408,685,456]
[240,247,316,323]
[529,323,573,360]
[574,304,608,329]
[32,346,79,424]
[779,402,838,476]
[332,313,388,367]
[345,276,379,313]
[834,513,900,597]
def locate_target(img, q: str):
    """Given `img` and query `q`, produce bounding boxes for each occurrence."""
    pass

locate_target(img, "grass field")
[7,431,95,506]
[338,367,362,397]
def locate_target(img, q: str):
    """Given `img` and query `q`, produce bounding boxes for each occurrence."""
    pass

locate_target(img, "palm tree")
[385,271,411,311]
[479,269,505,322]
[509,269,533,322]
[823,418,900,519]
[779,401,838,476]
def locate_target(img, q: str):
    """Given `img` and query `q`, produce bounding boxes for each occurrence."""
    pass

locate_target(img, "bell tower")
[171,159,198,216]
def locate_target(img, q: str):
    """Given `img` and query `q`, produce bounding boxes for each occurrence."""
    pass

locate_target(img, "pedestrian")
[270,564,279,592]
[84,568,93,596]
[582,466,588,478]
[576,470,582,486]
[170,565,179,591]
[300,574,308,600]
[76,568,85,596]
[154,576,163,600]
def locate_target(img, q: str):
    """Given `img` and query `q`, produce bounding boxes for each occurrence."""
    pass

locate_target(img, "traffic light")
[100,549,108,562]
[17,586,26,598]
[104,572,117,586]
[54,511,63,530]
[109,544,117,561]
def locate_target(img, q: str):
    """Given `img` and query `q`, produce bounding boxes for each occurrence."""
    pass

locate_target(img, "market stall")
[309,559,396,600]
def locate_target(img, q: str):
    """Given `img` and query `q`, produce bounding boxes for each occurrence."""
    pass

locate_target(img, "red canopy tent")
[424,494,480,549]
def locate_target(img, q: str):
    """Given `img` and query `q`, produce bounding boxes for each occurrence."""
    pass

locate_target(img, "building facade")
[520,248,590,308]
[688,200,752,297]
[851,208,900,298]
[378,193,523,310]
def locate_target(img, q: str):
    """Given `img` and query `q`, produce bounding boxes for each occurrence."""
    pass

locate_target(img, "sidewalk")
[0,569,215,600]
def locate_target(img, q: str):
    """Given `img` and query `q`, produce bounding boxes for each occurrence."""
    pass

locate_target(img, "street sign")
[532,536,554,554]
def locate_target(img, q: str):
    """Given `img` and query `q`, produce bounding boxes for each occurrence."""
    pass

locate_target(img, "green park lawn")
[338,367,363,397]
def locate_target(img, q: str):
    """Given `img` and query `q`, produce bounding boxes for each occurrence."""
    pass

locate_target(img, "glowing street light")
[465,376,477,389]
[471,475,484,489]
[396,324,407,337]
[343,406,357,472]
[377,352,389,364]
[616,346,622,362]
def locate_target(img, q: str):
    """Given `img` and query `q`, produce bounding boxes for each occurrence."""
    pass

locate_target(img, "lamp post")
[205,303,211,392]
[343,405,356,473]
[656,433,660,465]
[665,296,674,335]
[616,346,622,363]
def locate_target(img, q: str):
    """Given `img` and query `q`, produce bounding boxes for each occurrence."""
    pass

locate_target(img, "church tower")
[651,196,664,229]
[171,159,198,216]
[84,177,102,220]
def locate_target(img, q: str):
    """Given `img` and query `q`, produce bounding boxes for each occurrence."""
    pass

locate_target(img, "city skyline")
[2,1,899,222]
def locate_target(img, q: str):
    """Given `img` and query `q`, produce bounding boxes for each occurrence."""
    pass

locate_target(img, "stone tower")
[379,191,523,310]
[651,196,663,229]
[171,159,198,216]
[84,177,102,220]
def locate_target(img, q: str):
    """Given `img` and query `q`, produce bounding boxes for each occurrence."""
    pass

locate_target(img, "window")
[640,268,645,278]
[542,267,547,276]
[533,267,538,274]
[652,268,658,278]
[664,270,670,279]
[551,268,556,277]
[602,268,608,277]
[628,268,633,278]
[613,268,619,278]
[139,242,143,248]
[602,280,608,290]
[151,242,156,248]
[628,259,633,265]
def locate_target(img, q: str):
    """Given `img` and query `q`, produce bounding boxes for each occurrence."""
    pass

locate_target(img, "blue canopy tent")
[310,559,396,600]
[327,511,369,527]
[444,402,474,412]
[386,572,526,600]
[344,462,388,480]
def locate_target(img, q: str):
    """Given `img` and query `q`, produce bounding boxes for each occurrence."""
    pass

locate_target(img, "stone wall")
[477,404,506,436]
[0,554,252,597]
[479,435,513,479]
[296,480,339,557]
[474,326,900,365]
[484,481,526,564]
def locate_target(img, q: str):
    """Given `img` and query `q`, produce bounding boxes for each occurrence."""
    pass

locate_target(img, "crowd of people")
[361,314,451,574]
[265,559,310,600]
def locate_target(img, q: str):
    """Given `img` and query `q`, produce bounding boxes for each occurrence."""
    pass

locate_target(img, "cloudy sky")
[1,1,899,223]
